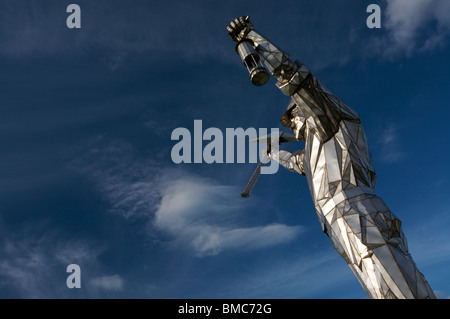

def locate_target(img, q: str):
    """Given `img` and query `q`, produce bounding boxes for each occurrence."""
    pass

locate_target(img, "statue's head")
[280,99,306,141]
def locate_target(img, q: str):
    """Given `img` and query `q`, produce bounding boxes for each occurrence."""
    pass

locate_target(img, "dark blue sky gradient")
[0,0,450,298]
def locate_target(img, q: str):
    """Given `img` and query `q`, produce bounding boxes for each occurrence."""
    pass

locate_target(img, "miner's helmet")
[235,40,269,86]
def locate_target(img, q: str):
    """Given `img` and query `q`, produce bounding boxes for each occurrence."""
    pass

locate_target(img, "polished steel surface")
[228,16,435,299]
[236,40,269,86]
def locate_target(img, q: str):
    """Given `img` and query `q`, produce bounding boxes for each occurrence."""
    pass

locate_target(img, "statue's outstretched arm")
[228,16,360,141]
[270,149,305,175]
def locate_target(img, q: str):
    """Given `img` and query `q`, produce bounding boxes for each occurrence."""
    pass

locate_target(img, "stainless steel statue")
[227,16,435,299]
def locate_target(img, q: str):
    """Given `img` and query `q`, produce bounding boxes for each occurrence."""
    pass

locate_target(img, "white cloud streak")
[155,177,302,256]
[72,138,303,257]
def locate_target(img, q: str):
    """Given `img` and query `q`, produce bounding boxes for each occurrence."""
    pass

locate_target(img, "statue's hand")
[227,16,254,42]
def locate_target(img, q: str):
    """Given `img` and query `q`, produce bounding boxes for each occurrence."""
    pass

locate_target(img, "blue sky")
[0,0,450,299]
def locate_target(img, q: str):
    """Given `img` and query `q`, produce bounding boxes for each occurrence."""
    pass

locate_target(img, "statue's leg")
[323,192,436,299]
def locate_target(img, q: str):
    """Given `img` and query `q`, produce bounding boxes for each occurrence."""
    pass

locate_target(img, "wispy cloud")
[369,0,450,58]
[406,211,450,267]
[155,176,303,256]
[377,123,406,163]
[225,249,359,298]
[71,137,303,257]
[0,1,235,65]
[91,274,124,291]
[70,137,163,219]
[0,221,101,298]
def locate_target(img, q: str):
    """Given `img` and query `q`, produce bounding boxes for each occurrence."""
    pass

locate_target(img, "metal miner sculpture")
[227,16,435,299]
